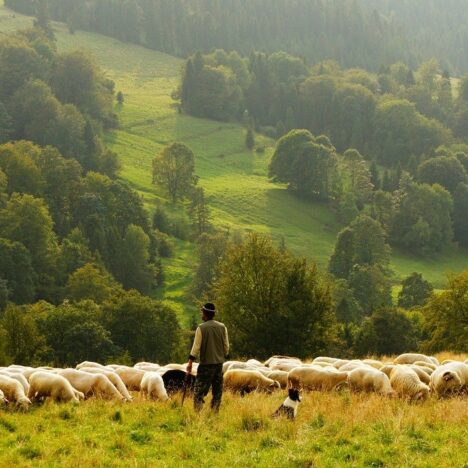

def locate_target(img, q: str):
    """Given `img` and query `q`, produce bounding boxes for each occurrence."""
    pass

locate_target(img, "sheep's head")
[414,386,430,401]
[18,396,31,409]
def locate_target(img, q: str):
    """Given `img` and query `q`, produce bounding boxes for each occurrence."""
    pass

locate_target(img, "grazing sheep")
[140,372,169,401]
[224,370,281,395]
[0,370,30,394]
[348,367,394,396]
[0,389,7,404]
[408,366,431,385]
[114,367,145,391]
[362,359,384,370]
[76,361,106,370]
[266,370,289,389]
[223,361,238,373]
[252,366,274,376]
[78,367,132,401]
[264,356,302,367]
[133,363,161,372]
[430,367,462,397]
[332,359,352,369]
[0,375,31,408]
[57,369,125,401]
[430,362,468,397]
[134,362,160,369]
[22,367,56,380]
[28,371,84,403]
[226,362,249,371]
[288,367,348,391]
[313,356,339,364]
[339,362,370,373]
[269,362,301,372]
[413,361,436,372]
[380,364,395,377]
[246,359,263,368]
[389,366,430,400]
[394,353,439,366]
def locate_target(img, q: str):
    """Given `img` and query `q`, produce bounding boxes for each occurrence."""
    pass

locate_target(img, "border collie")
[272,387,302,419]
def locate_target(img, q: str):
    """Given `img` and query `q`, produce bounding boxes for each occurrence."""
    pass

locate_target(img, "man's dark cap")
[202,303,216,316]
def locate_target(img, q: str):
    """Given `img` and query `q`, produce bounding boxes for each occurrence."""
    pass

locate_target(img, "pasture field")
[1,3,468,321]
[0,388,467,466]
[0,353,467,466]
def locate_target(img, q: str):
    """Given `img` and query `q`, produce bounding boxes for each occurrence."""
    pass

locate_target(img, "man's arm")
[223,326,230,359]
[187,327,202,374]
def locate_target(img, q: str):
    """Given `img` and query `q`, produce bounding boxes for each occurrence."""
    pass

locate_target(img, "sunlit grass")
[0,381,467,466]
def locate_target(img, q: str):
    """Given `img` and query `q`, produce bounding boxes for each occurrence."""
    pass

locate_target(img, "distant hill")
[4,0,468,73]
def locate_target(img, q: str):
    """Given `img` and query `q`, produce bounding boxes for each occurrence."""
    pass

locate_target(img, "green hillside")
[1,3,467,321]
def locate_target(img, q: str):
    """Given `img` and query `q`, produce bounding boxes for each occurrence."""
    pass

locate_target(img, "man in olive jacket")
[186,303,229,412]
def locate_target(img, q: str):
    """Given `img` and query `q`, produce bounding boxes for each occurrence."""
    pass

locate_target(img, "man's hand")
[186,360,193,375]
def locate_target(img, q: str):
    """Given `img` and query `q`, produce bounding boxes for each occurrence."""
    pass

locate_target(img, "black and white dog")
[272,387,302,419]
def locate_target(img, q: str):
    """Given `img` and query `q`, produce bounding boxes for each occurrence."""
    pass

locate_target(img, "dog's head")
[288,387,302,402]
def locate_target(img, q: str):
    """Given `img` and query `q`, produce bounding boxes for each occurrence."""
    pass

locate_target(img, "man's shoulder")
[200,320,226,329]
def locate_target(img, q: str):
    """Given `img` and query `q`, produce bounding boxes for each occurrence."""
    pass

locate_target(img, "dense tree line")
[0,141,163,304]
[0,28,167,307]
[181,51,468,167]
[192,232,468,358]
[0,289,183,366]
[6,0,468,74]
[0,27,118,175]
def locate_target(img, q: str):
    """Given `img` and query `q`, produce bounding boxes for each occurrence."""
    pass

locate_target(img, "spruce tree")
[245,128,255,150]
[369,160,380,190]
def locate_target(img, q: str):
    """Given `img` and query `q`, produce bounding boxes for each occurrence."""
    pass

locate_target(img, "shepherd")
[186,303,230,412]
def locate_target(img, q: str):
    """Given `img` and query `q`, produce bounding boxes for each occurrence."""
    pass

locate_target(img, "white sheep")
[389,365,430,400]
[140,372,169,401]
[56,369,125,401]
[78,367,132,401]
[0,374,31,408]
[114,367,145,391]
[0,370,30,394]
[413,361,436,372]
[339,362,371,373]
[408,365,431,385]
[288,367,348,391]
[362,359,384,370]
[264,356,302,367]
[246,359,263,368]
[269,361,301,372]
[28,371,84,403]
[266,370,289,389]
[0,389,7,404]
[134,363,161,372]
[394,353,439,366]
[380,364,395,377]
[76,361,106,370]
[430,362,468,397]
[348,367,394,396]
[313,356,339,364]
[224,369,281,394]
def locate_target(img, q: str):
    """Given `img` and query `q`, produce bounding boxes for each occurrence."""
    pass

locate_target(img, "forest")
[5,0,468,73]
[0,2,467,369]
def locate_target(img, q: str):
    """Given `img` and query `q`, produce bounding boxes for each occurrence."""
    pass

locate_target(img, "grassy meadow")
[1,392,467,467]
[1,3,468,321]
[1,351,467,467]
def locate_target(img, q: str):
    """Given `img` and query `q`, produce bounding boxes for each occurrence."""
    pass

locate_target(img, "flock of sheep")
[0,352,467,410]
